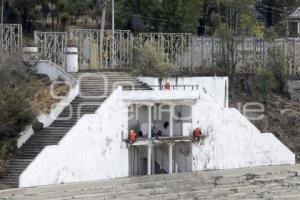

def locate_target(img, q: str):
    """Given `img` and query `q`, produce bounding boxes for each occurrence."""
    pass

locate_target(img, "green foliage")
[264,27,279,42]
[109,0,203,32]
[267,47,288,94]
[66,0,87,25]
[239,14,256,36]
[60,12,70,31]
[0,55,36,137]
[216,23,236,76]
[132,40,174,77]
[0,55,37,170]
[202,0,256,35]
[2,0,300,36]
[256,70,276,103]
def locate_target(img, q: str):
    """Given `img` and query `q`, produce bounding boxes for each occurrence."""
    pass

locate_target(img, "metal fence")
[138,33,193,70]
[189,37,300,74]
[0,24,22,57]
[71,29,132,70]
[34,31,68,68]
[27,29,300,75]
[139,33,300,75]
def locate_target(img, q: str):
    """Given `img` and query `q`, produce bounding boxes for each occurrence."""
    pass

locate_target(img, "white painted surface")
[35,60,77,86]
[17,126,34,148]
[23,47,38,53]
[19,82,295,187]
[20,87,129,187]
[123,90,201,102]
[191,97,295,171]
[65,47,78,73]
[138,77,228,107]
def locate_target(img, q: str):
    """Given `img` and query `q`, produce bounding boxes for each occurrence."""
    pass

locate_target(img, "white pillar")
[23,46,38,54]
[65,46,78,72]
[169,104,174,137]
[168,143,173,174]
[147,144,152,175]
[22,44,39,66]
[148,105,152,139]
[152,146,155,174]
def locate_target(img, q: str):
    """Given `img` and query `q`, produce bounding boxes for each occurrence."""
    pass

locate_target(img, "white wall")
[191,96,295,171]
[174,143,192,173]
[138,77,228,107]
[34,60,77,86]
[19,87,129,187]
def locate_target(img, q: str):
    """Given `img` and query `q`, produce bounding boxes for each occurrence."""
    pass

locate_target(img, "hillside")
[230,91,300,162]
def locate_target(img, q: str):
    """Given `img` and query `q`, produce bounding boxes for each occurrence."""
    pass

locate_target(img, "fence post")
[191,35,194,70]
[181,33,184,70]
[212,37,214,68]
[0,25,3,59]
[129,33,133,70]
[19,25,23,53]
[200,37,204,68]
[293,39,296,75]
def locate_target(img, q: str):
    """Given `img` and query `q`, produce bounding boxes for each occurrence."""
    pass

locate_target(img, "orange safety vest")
[164,82,171,90]
[193,128,202,138]
[129,130,137,142]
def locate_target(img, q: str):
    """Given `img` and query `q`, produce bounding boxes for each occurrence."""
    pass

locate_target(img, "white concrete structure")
[23,46,38,54]
[20,87,128,187]
[19,78,295,188]
[138,77,228,107]
[65,47,79,72]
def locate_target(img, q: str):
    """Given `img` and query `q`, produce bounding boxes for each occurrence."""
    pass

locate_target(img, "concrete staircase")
[1,165,300,199]
[0,72,150,189]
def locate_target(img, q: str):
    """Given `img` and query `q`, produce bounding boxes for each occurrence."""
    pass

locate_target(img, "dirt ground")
[230,91,300,162]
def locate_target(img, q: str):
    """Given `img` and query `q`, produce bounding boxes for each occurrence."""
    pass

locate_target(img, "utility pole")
[284,7,289,37]
[111,0,115,68]
[99,0,106,69]
[1,0,4,24]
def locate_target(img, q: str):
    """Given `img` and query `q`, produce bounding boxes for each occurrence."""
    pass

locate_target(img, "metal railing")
[149,85,200,90]
[0,24,22,57]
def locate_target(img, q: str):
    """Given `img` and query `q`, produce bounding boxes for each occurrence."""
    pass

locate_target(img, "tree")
[201,0,256,35]
[66,0,86,25]
[106,0,203,33]
[87,0,106,28]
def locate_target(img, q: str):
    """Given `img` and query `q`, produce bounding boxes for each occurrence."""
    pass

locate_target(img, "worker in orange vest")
[164,82,171,90]
[129,130,137,144]
[193,128,202,143]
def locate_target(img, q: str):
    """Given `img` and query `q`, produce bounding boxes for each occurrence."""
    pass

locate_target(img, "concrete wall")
[34,60,77,86]
[19,87,129,187]
[191,96,295,171]
[138,77,228,107]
